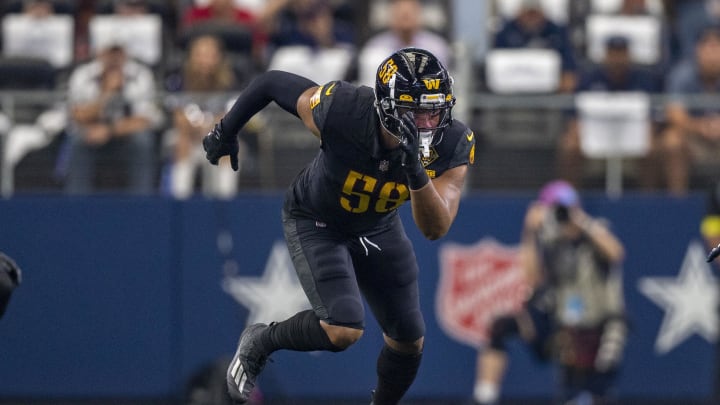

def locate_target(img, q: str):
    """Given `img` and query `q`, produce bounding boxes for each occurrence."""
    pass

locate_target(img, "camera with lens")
[539,180,579,225]
[553,204,570,223]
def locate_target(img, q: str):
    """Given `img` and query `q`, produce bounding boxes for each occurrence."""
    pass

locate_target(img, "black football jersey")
[284,80,475,235]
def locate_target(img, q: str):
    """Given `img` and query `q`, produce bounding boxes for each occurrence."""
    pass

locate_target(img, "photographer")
[0,252,21,319]
[473,180,627,405]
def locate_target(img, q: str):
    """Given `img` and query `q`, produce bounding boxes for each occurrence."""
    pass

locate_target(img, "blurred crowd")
[1,0,720,198]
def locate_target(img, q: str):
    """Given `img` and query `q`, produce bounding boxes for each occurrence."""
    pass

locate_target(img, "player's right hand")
[203,122,239,171]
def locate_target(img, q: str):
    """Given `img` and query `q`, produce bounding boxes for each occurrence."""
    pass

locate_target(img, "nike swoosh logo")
[466,132,474,141]
[325,83,336,96]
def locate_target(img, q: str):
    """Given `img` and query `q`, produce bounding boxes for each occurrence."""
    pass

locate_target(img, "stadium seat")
[1,13,74,69]
[0,56,64,195]
[267,46,354,86]
[93,0,177,38]
[0,106,67,195]
[575,91,651,195]
[576,91,650,158]
[485,48,561,94]
[2,124,50,195]
[585,14,662,65]
[88,14,163,67]
[368,0,448,33]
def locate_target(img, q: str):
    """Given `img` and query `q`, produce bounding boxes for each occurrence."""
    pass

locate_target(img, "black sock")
[373,344,422,405]
[259,310,342,354]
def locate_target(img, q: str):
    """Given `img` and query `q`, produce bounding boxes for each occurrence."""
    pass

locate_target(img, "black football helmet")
[374,47,455,151]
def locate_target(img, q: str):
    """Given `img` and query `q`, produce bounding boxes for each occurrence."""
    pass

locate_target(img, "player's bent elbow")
[422,227,448,241]
[415,212,453,240]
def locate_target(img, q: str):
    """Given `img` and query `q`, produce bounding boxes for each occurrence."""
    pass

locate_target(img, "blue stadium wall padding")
[0,193,712,400]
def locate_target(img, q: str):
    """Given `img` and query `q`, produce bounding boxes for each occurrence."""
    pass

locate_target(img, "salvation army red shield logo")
[435,238,529,348]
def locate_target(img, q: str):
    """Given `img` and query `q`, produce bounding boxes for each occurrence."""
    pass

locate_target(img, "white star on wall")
[223,240,311,326]
[638,240,719,354]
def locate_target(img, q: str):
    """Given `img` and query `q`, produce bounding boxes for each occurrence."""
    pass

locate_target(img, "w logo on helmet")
[422,79,440,90]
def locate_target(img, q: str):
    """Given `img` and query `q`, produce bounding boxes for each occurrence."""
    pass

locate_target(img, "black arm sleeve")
[220,70,317,139]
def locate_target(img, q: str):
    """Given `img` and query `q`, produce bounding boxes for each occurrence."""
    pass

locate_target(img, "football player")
[203,48,475,404]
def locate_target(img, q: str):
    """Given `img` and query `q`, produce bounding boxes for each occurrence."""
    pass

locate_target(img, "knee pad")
[387,309,425,343]
[325,296,365,330]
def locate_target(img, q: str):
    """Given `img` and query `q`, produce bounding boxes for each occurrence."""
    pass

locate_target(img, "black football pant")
[282,211,425,342]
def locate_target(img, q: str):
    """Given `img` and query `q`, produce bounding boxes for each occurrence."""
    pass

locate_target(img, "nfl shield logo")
[435,238,529,348]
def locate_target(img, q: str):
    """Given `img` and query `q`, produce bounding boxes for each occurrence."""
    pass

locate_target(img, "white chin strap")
[419,131,432,158]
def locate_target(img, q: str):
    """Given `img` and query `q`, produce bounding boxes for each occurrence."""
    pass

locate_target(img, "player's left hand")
[398,112,429,190]
[203,122,239,171]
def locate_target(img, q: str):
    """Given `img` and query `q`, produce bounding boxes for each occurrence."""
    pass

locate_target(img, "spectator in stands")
[63,37,163,195]
[579,36,660,93]
[263,0,356,84]
[356,0,451,86]
[111,0,149,15]
[664,0,720,61]
[20,0,53,17]
[180,0,269,64]
[473,180,627,405]
[163,34,244,199]
[557,35,661,190]
[268,0,354,50]
[493,0,577,93]
[660,24,720,195]
[612,0,673,80]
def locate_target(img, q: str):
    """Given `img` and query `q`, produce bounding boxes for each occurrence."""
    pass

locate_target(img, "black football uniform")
[282,80,475,341]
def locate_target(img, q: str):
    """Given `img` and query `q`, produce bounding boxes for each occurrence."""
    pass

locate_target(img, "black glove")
[0,252,21,286]
[202,122,239,171]
[398,112,429,190]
